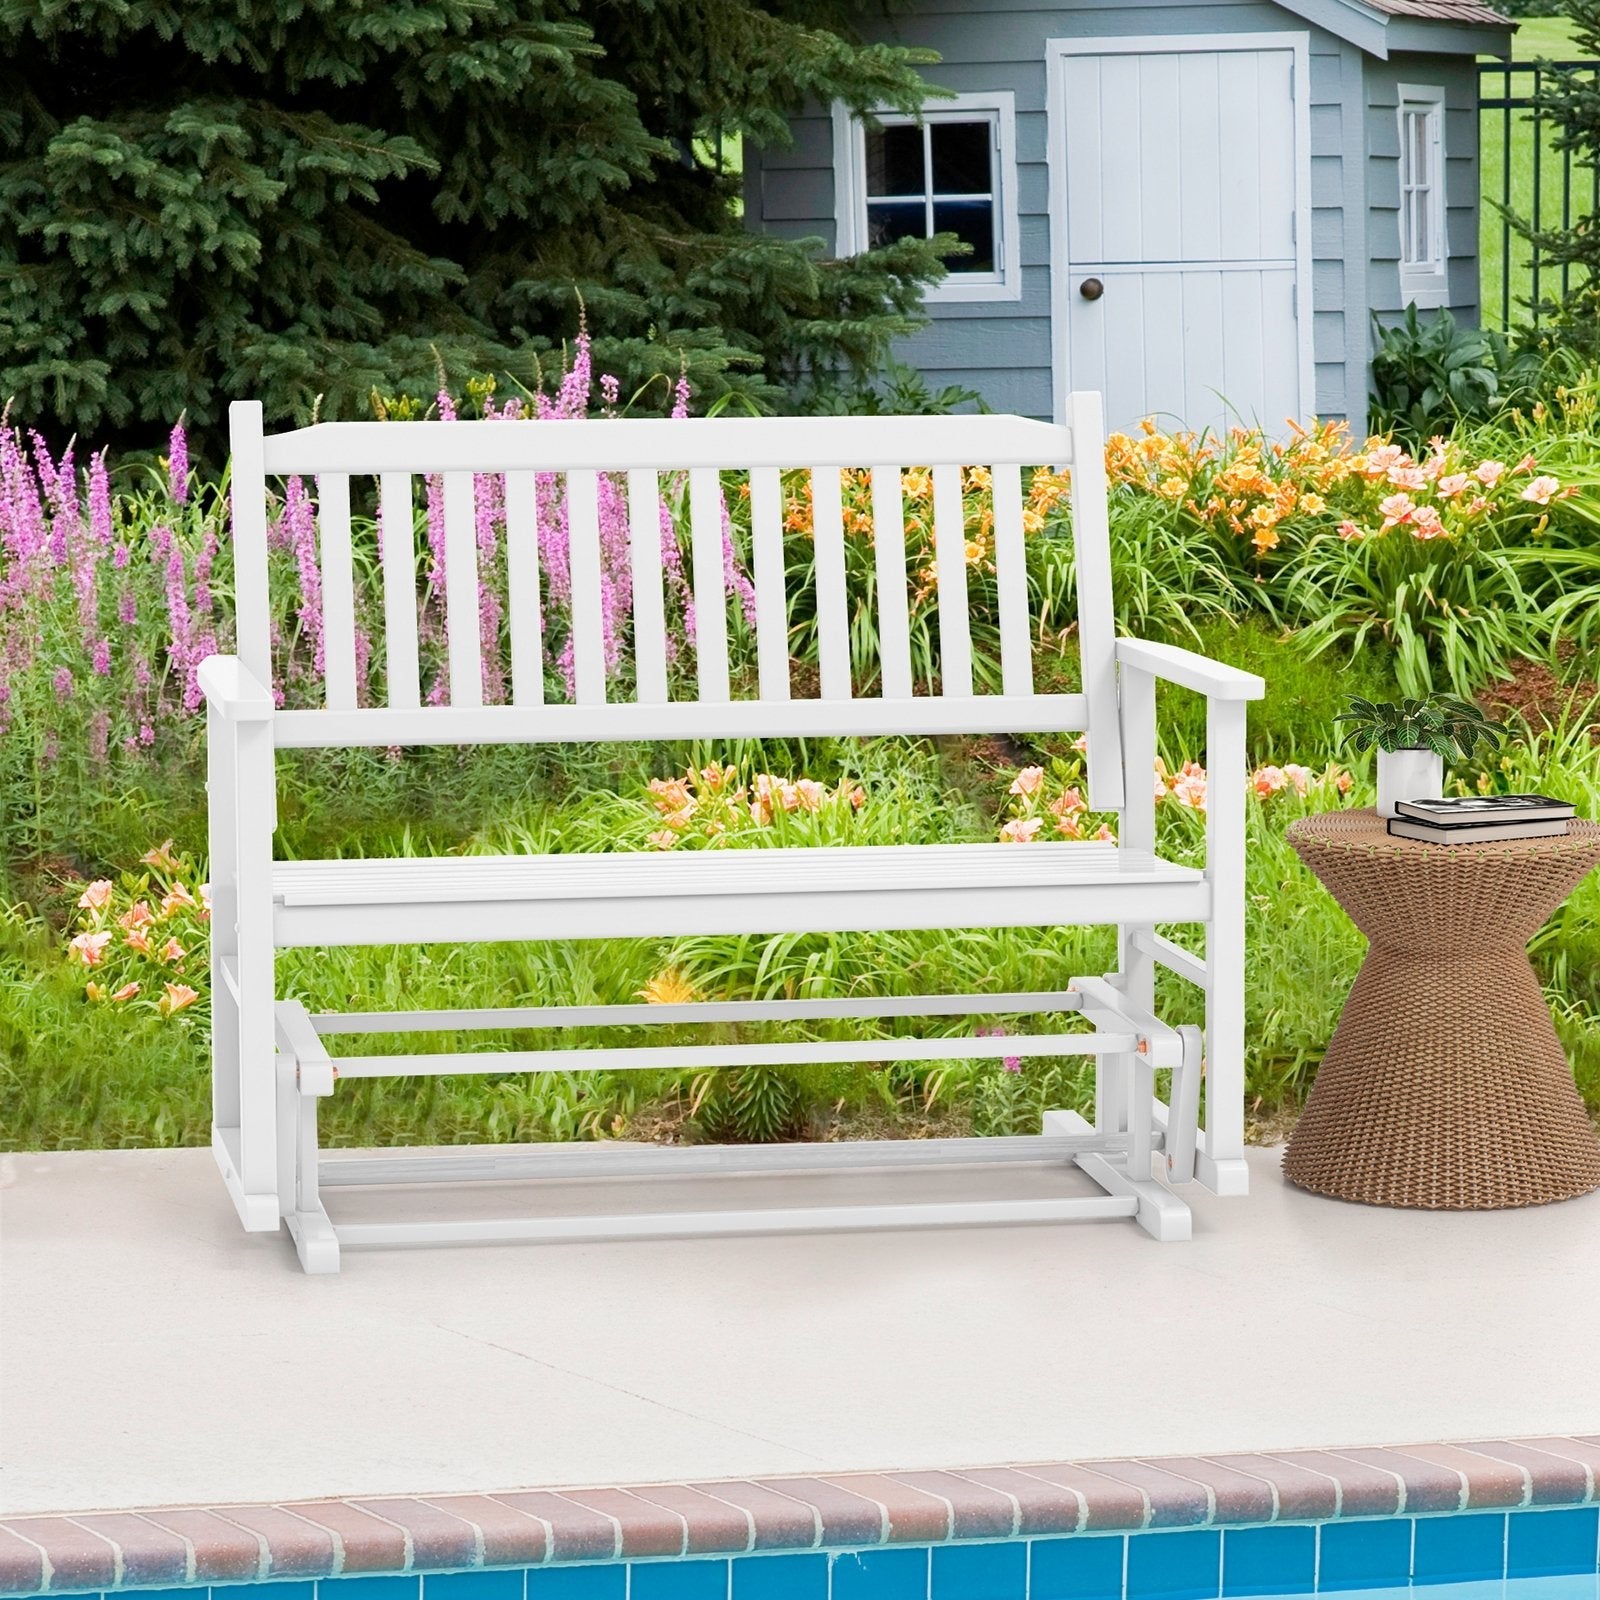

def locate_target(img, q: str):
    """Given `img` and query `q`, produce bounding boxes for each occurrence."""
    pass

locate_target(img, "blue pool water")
[35,1506,1600,1600]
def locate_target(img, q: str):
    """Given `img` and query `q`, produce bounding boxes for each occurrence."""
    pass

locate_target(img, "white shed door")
[1056,43,1306,436]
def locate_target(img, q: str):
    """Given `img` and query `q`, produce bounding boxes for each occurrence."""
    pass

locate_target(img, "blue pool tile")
[1413,1514,1507,1585]
[1126,1530,1222,1600]
[136,1591,215,1600]
[527,1569,625,1600]
[1030,1538,1125,1600]
[932,1542,1027,1600]
[426,1574,524,1600]
[1317,1520,1412,1592]
[230,1584,317,1600]
[732,1554,828,1600]
[1509,1510,1600,1579]
[323,1580,423,1600]
[1224,1526,1317,1596]
[831,1548,929,1600]
[630,1561,729,1600]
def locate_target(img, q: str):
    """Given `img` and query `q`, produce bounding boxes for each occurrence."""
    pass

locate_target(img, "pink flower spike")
[167,419,190,504]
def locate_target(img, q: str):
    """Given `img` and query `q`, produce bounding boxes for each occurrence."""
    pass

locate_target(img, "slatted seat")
[271,843,1207,945]
[202,395,1264,1272]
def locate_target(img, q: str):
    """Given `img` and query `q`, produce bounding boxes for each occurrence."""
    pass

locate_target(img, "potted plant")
[1335,696,1508,818]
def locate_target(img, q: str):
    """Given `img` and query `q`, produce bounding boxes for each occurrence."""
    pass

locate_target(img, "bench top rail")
[229,398,1125,808]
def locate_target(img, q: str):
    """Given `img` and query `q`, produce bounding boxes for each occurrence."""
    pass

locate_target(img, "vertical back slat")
[990,461,1033,697]
[1068,389,1126,808]
[688,466,729,703]
[229,402,271,687]
[748,466,790,702]
[378,472,420,709]
[442,471,482,707]
[566,469,607,705]
[503,470,544,706]
[316,472,358,711]
[870,466,913,699]
[627,469,669,705]
[810,466,851,700]
[931,463,973,699]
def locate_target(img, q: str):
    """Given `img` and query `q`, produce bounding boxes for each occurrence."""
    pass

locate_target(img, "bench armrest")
[1115,637,1265,702]
[199,655,275,722]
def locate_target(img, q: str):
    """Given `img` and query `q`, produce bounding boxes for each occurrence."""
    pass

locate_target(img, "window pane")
[866,125,925,197]
[1414,184,1432,265]
[930,120,992,195]
[1412,112,1430,186]
[867,199,929,248]
[933,199,995,273]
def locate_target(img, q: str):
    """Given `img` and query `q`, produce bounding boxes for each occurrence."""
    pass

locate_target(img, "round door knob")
[1079,277,1104,301]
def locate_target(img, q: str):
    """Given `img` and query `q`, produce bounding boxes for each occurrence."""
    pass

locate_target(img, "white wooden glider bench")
[203,395,1264,1272]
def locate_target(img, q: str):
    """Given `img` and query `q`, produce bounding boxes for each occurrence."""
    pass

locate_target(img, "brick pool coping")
[3,1437,1599,1596]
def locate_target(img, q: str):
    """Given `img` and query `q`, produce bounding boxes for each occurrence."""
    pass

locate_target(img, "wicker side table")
[1284,808,1600,1209]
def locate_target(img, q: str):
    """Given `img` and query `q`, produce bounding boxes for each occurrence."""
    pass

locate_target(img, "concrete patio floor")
[3,1143,1600,1516]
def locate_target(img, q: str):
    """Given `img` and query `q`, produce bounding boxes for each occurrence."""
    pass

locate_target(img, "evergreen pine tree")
[1520,11,1600,348]
[0,0,946,448]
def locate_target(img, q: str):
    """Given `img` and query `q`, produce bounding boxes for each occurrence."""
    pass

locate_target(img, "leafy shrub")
[1369,307,1553,442]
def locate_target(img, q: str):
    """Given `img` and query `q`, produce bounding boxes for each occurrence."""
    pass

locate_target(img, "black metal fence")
[1478,59,1600,328]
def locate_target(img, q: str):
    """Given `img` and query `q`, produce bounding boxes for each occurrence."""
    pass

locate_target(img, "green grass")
[1480,16,1592,332]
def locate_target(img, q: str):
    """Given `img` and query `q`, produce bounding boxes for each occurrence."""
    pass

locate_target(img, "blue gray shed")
[744,0,1514,433]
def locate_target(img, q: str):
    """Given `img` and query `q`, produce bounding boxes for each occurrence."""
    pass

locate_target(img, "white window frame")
[832,91,1023,304]
[1397,84,1448,310]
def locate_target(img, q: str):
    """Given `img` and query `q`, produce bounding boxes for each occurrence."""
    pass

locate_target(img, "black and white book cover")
[1393,794,1575,826]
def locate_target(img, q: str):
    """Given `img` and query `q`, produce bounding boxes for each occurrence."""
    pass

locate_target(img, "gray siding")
[745,0,1483,426]
[1363,52,1484,358]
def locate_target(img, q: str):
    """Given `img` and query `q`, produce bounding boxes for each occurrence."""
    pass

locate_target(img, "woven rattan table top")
[1288,806,1600,859]
[1287,808,1600,947]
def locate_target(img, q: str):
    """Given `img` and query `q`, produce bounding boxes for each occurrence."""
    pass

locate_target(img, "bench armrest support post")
[1115,635,1260,1192]
[204,653,281,1225]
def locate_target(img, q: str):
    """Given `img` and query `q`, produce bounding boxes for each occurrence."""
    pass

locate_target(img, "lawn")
[4,359,1600,1154]
[1479,15,1593,330]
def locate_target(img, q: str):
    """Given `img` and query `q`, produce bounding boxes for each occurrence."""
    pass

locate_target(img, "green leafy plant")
[1335,695,1509,758]
[1369,308,1499,441]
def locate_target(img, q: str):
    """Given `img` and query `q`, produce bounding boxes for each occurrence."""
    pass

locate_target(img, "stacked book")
[1387,794,1576,843]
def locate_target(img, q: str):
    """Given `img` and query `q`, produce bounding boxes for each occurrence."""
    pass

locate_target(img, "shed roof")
[1362,0,1511,26]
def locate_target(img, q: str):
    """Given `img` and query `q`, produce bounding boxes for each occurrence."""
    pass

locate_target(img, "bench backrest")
[230,395,1124,808]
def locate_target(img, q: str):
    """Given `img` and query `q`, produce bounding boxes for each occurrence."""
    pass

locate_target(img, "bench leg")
[277,1057,339,1274]
[1200,697,1250,1198]
[1042,1110,1191,1241]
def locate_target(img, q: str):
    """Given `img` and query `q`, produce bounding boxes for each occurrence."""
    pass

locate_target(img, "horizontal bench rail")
[311,989,1089,1034]
[260,414,1076,476]
[330,1195,1139,1250]
[271,695,1090,749]
[328,1030,1140,1080]
[318,1131,1140,1187]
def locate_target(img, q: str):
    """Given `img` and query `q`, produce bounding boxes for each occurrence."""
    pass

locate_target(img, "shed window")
[1397,86,1447,309]
[833,93,1022,303]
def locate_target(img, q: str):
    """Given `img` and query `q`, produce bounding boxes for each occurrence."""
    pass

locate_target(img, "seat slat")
[871,465,913,699]
[931,463,974,699]
[567,468,607,705]
[504,469,544,707]
[628,468,669,704]
[688,466,729,703]
[749,465,789,701]
[378,472,421,709]
[316,472,358,711]
[274,841,1202,906]
[442,472,482,706]
[811,466,851,700]
[991,460,1034,697]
